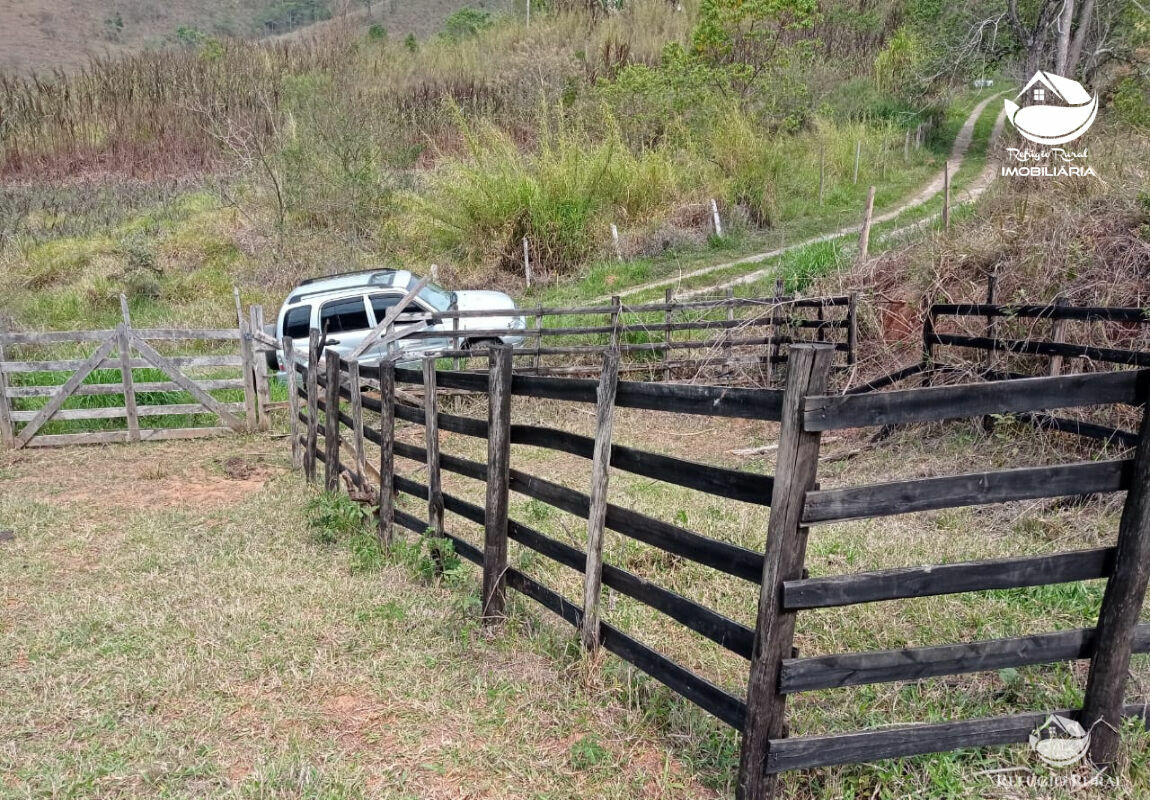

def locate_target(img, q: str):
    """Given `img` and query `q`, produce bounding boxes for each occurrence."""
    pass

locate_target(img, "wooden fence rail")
[293,343,1150,800]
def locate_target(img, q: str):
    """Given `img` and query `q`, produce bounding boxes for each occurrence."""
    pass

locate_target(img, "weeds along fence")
[857,293,1150,447]
[293,336,1150,800]
[383,287,857,383]
[0,297,277,449]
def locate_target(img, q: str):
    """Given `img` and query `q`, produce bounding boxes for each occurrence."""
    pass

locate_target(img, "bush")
[442,9,493,40]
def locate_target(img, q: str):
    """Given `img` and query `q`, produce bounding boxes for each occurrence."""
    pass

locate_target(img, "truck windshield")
[417,280,453,311]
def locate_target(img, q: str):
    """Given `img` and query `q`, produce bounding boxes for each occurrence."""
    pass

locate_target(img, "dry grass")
[2,392,1148,798]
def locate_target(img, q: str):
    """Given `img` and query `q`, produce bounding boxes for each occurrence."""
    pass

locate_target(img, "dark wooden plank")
[324,349,341,493]
[739,344,835,800]
[779,624,1150,693]
[514,425,773,505]
[844,363,925,395]
[502,566,747,730]
[1020,411,1140,448]
[783,547,1115,610]
[483,346,514,625]
[1082,407,1150,764]
[931,331,1150,368]
[802,459,1133,523]
[932,303,1150,323]
[804,370,1150,431]
[765,704,1150,773]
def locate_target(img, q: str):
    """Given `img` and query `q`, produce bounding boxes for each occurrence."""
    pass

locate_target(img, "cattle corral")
[2,293,1150,798]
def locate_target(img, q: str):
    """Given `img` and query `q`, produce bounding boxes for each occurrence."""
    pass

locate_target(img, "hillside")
[0,0,503,73]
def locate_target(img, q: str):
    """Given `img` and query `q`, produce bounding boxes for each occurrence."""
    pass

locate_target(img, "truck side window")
[319,298,370,333]
[370,292,421,321]
[283,305,312,340]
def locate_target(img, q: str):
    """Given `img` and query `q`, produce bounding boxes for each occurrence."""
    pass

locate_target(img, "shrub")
[443,9,493,41]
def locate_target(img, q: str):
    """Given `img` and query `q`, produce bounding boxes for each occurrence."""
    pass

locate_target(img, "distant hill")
[0,0,510,73]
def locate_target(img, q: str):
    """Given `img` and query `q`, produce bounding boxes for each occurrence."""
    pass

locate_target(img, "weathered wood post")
[1081,405,1150,764]
[611,223,623,262]
[324,348,341,493]
[852,139,861,184]
[903,129,910,161]
[423,356,445,538]
[921,306,937,387]
[857,185,876,264]
[118,295,141,442]
[984,272,998,373]
[580,348,621,651]
[0,327,13,449]
[304,330,320,482]
[348,359,367,483]
[847,293,858,367]
[725,288,735,353]
[663,288,674,381]
[737,344,834,800]
[1048,296,1068,377]
[239,319,259,432]
[283,337,302,470]
[711,198,723,237]
[523,236,532,288]
[740,344,832,800]
[250,305,271,430]
[533,308,544,372]
[766,278,785,385]
[482,344,514,625]
[378,359,396,548]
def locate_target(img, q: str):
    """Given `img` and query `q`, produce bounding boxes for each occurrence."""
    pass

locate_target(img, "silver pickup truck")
[270,269,526,371]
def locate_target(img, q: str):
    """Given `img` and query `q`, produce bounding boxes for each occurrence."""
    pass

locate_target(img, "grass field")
[2,397,1148,798]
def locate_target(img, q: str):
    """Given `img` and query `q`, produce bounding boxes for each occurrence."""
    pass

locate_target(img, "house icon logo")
[1004,71,1098,146]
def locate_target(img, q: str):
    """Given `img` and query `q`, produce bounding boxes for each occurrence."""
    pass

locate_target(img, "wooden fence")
[293,337,1150,799]
[0,297,273,449]
[380,285,857,382]
[852,296,1150,447]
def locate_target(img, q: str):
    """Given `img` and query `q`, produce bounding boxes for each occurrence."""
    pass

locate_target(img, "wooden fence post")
[239,320,259,432]
[737,344,834,800]
[283,337,302,470]
[1048,296,1068,377]
[611,223,623,262]
[921,306,937,387]
[711,198,723,237]
[324,348,341,493]
[725,288,735,352]
[0,327,13,449]
[118,295,141,443]
[378,359,396,548]
[424,356,445,538]
[984,272,998,373]
[523,236,532,288]
[451,315,461,371]
[663,288,674,381]
[847,293,858,367]
[482,344,514,625]
[533,309,544,372]
[609,295,621,349]
[1081,406,1150,764]
[250,305,271,431]
[304,330,320,482]
[852,139,861,184]
[348,359,366,483]
[766,278,784,386]
[857,185,876,264]
[580,348,621,651]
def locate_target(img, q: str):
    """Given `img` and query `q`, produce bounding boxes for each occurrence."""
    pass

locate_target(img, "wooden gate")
[0,304,263,449]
